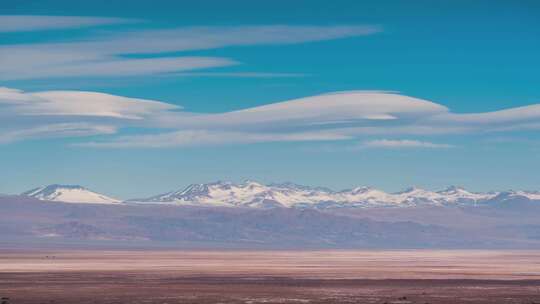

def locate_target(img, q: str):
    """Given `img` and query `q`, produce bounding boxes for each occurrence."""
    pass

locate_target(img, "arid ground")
[1,250,540,304]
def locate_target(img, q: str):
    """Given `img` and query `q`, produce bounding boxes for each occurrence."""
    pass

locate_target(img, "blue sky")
[1,0,539,198]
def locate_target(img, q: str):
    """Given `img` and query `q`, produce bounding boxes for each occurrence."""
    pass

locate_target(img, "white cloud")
[21,25,381,54]
[0,87,180,143]
[430,104,540,125]
[151,91,449,131]
[0,25,380,80]
[0,123,116,144]
[361,139,454,149]
[2,87,540,147]
[0,54,237,80]
[0,15,136,32]
[77,130,351,148]
[172,72,308,78]
[0,87,180,119]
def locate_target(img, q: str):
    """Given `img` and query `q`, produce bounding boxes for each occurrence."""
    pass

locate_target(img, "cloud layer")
[0,22,380,80]
[361,139,454,149]
[2,87,540,148]
[4,15,537,149]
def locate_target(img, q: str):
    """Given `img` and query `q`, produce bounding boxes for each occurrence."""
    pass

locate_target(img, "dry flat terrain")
[1,250,540,304]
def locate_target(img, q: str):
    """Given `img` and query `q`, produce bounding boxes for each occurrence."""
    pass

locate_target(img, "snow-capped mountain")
[135,180,334,208]
[131,181,517,209]
[22,184,121,204]
[480,190,540,206]
[379,186,496,206]
[508,190,540,201]
[20,182,540,208]
[436,186,495,204]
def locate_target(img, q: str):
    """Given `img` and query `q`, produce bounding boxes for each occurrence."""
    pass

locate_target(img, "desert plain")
[1,249,540,304]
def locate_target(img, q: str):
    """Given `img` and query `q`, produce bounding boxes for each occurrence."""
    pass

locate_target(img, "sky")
[1,0,539,198]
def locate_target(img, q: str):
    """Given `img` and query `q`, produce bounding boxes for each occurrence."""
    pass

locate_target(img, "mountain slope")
[22,184,121,204]
[1,195,539,249]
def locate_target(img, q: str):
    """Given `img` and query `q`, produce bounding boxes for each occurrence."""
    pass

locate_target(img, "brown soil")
[1,250,540,304]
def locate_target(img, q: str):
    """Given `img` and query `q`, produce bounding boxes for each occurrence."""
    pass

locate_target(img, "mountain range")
[18,181,540,208]
[2,181,540,249]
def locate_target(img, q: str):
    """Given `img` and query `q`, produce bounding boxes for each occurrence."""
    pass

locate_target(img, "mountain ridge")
[19,181,540,208]
[129,181,539,209]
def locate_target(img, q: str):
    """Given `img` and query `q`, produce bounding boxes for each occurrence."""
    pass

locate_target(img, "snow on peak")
[396,186,426,194]
[436,186,495,203]
[269,182,334,193]
[135,181,494,208]
[18,181,538,209]
[127,181,536,209]
[517,191,540,200]
[22,184,121,204]
[349,186,373,194]
[494,190,540,201]
[441,185,466,193]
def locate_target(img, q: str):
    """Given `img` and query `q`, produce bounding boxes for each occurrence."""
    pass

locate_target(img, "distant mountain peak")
[395,186,427,194]
[22,184,121,204]
[23,184,84,195]
[493,190,540,201]
[346,186,376,195]
[242,179,263,185]
[269,182,334,193]
[443,185,465,192]
[438,185,471,194]
[242,180,266,189]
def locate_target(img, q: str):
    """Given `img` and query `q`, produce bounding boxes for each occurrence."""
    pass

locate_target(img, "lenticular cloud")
[2,86,540,146]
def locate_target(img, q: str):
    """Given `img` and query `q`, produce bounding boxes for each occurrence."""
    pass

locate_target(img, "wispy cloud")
[22,25,381,54]
[173,72,309,78]
[0,15,136,32]
[0,24,380,80]
[361,139,454,149]
[0,123,116,144]
[0,56,238,80]
[77,130,351,148]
